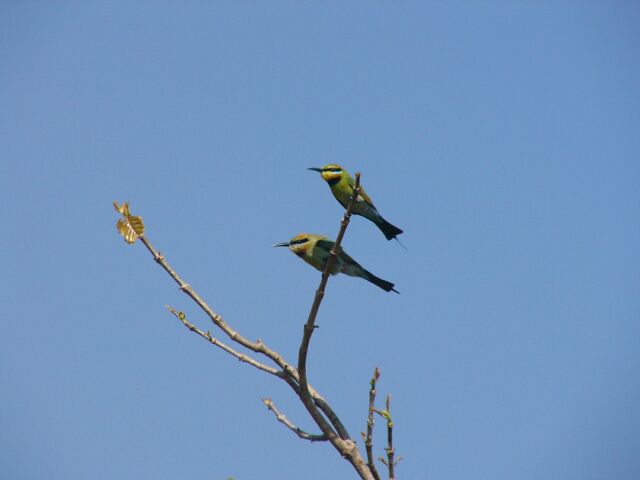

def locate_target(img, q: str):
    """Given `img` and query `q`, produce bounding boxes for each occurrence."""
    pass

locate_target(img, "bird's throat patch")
[326,177,340,186]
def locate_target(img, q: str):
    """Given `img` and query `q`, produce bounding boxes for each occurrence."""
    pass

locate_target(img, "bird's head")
[274,233,321,256]
[308,164,346,184]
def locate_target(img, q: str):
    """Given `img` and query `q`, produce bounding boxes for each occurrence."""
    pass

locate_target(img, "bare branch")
[375,394,398,480]
[297,172,361,403]
[165,306,281,377]
[278,376,351,440]
[364,367,382,480]
[293,173,376,479]
[262,398,328,442]
[138,235,296,375]
[312,396,351,440]
[385,394,397,480]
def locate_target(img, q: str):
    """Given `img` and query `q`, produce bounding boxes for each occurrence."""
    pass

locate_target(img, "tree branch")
[293,173,375,479]
[279,376,351,440]
[262,398,328,442]
[297,172,361,399]
[138,235,296,375]
[375,394,399,480]
[312,396,351,440]
[364,367,382,480]
[165,306,281,377]
[385,394,396,480]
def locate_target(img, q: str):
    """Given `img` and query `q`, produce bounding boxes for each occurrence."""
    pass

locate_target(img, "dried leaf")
[113,201,127,215]
[114,201,145,244]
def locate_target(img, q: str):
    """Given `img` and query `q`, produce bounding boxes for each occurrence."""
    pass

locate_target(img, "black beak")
[307,167,322,172]
[273,242,290,248]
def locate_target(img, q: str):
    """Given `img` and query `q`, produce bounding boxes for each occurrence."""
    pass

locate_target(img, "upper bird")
[308,164,403,241]
[274,233,398,293]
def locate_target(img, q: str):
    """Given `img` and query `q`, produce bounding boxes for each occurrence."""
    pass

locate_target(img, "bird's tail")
[364,269,399,293]
[376,217,403,241]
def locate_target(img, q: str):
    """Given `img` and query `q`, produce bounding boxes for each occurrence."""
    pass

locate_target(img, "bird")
[308,164,403,241]
[274,233,398,293]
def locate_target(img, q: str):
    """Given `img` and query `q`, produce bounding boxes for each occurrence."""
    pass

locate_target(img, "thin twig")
[364,367,382,480]
[139,235,295,375]
[262,398,328,442]
[165,306,281,377]
[386,395,396,480]
[375,394,398,480]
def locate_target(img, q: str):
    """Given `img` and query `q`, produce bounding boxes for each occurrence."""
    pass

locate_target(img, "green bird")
[308,164,403,241]
[274,233,398,293]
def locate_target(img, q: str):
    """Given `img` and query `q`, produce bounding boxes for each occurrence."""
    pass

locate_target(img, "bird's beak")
[307,167,322,172]
[273,242,290,248]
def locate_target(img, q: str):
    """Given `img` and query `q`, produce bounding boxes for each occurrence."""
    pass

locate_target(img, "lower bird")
[274,233,398,293]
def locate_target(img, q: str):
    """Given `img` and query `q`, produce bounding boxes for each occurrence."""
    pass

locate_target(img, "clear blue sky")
[2,2,639,479]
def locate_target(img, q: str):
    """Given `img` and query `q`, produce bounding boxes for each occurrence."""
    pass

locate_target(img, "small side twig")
[262,398,328,442]
[138,235,300,376]
[165,306,281,377]
[375,394,399,480]
[363,367,382,480]
[385,394,396,480]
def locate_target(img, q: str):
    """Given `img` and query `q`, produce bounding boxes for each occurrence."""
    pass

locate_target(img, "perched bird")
[308,164,403,241]
[274,233,398,293]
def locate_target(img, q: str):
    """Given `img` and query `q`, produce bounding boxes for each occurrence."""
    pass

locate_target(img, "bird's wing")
[336,249,367,278]
[314,239,343,274]
[316,239,336,253]
[339,249,359,267]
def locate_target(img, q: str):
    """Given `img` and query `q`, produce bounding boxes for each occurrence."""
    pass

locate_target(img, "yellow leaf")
[128,214,144,235]
[114,201,145,244]
[113,201,129,216]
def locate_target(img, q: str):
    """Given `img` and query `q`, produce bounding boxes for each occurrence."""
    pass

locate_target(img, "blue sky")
[1,2,639,479]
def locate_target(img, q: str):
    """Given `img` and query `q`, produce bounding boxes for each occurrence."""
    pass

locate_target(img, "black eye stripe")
[291,238,309,245]
[322,168,342,173]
